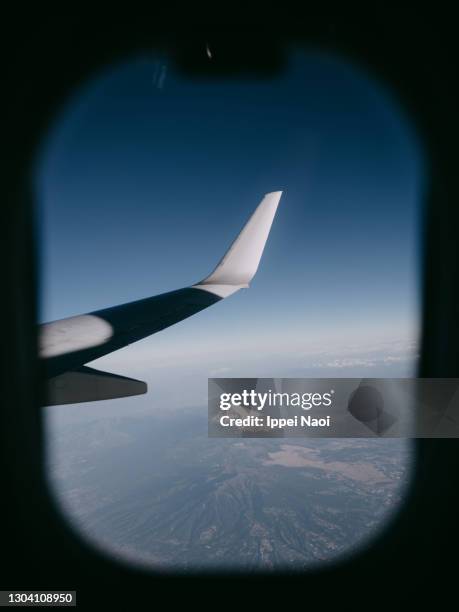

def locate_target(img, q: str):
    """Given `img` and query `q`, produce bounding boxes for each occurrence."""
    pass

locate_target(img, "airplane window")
[37,49,423,572]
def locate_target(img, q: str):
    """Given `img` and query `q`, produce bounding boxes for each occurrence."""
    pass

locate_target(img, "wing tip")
[193,190,282,297]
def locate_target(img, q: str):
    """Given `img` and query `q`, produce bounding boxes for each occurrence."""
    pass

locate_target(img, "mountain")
[47,408,413,572]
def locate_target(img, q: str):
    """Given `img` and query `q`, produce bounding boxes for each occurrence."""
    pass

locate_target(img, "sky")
[36,48,424,414]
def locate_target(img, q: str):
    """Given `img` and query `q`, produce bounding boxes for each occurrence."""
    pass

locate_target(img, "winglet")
[193,191,282,298]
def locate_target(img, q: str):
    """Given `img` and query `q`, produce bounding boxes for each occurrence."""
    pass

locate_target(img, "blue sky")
[36,49,424,411]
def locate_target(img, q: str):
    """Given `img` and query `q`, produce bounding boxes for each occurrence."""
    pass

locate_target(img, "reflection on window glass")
[38,49,423,571]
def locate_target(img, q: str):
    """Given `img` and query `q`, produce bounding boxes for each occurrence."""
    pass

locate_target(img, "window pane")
[38,49,422,571]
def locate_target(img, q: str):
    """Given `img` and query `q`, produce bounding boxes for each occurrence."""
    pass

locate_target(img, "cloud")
[314,358,377,369]
[209,366,231,376]
[382,354,419,364]
[309,352,418,370]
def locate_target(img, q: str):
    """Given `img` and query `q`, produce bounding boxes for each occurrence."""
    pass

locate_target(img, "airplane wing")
[40,191,282,406]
